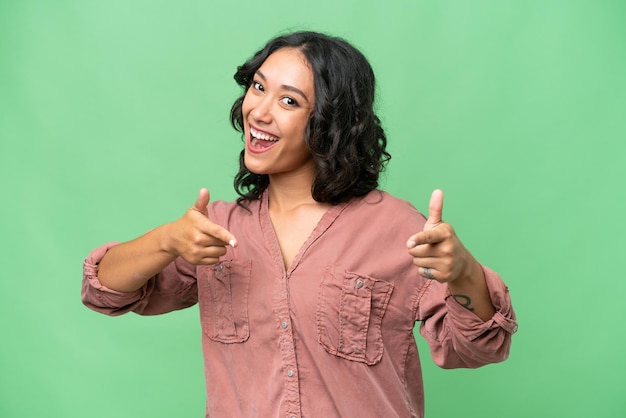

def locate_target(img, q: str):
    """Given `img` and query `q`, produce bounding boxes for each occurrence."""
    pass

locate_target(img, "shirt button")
[287,369,294,377]
[281,321,288,329]
[217,265,223,272]
[356,279,364,288]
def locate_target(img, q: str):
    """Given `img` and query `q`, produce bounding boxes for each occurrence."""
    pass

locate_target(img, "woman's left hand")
[406,189,479,284]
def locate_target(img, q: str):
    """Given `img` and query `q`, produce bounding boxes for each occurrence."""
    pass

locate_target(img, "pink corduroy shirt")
[82,190,517,418]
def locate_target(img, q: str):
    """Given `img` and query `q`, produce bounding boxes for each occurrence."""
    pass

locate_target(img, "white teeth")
[250,127,279,142]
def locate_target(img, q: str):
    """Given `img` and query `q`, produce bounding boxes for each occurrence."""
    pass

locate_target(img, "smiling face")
[242,47,316,179]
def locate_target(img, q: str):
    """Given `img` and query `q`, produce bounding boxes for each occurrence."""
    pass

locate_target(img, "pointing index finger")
[203,221,238,248]
[407,228,446,248]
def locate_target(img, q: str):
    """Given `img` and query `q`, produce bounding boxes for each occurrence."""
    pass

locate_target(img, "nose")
[250,95,272,124]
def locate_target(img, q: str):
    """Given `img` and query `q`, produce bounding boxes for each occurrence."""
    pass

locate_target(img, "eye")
[251,81,264,92]
[280,96,298,107]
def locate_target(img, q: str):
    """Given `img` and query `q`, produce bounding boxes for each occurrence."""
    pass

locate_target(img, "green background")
[1,0,624,417]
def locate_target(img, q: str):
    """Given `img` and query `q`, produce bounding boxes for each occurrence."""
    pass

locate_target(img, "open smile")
[248,126,280,153]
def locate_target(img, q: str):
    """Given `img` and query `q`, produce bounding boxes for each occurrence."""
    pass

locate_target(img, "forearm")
[447,259,496,321]
[97,223,177,293]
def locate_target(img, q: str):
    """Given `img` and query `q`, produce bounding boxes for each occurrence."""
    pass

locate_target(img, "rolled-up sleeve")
[416,265,517,369]
[81,243,198,316]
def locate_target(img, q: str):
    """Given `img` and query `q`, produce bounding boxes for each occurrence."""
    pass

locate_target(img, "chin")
[243,154,267,175]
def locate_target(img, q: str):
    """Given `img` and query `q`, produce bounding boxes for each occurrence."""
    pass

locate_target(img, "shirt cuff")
[445,265,518,341]
[82,242,145,306]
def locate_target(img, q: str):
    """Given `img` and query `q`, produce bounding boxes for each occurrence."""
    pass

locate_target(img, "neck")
[267,164,320,212]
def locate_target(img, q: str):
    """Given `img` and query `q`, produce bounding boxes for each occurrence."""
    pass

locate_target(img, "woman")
[82,31,517,417]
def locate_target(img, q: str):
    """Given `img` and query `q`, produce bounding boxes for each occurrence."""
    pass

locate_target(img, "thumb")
[192,188,238,248]
[192,188,210,217]
[424,189,444,230]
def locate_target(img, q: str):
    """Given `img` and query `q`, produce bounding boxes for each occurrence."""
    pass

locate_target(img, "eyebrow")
[255,71,311,104]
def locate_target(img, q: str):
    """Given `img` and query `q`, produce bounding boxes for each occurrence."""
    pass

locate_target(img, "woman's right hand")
[97,188,237,292]
[165,188,237,265]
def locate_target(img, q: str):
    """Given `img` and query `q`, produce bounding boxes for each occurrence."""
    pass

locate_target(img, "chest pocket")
[316,266,394,365]
[198,259,252,343]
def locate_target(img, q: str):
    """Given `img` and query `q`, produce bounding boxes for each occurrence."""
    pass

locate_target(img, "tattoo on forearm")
[452,294,474,311]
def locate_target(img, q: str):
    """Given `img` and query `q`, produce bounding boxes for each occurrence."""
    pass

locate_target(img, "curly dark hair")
[230,31,390,206]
